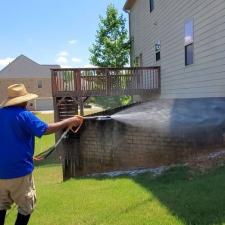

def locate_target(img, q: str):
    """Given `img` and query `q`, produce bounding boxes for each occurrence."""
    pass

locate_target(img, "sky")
[0,0,128,70]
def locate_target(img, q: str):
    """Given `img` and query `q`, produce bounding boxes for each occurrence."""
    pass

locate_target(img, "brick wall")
[60,98,225,179]
[61,117,225,179]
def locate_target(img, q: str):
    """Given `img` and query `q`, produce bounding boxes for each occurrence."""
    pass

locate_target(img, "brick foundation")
[60,98,225,179]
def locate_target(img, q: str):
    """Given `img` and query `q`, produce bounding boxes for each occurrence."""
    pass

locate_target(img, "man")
[0,83,82,225]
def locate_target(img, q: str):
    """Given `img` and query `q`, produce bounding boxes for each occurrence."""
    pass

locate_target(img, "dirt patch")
[187,149,225,173]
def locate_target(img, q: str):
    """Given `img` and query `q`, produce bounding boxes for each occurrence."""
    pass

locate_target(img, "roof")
[123,0,136,11]
[0,55,60,78]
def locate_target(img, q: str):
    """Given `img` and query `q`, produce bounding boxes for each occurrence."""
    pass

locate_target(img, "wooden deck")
[51,67,160,118]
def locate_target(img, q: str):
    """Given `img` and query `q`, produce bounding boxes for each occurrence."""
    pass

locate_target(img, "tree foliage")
[89,4,131,109]
[89,4,130,68]
[87,95,131,109]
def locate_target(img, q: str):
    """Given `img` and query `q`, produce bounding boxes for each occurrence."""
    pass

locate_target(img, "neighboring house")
[124,0,225,99]
[0,55,60,110]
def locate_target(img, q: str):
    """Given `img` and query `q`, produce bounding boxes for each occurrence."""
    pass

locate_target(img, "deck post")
[79,97,84,116]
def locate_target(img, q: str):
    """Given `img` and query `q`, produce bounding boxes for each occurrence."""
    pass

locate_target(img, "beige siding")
[35,97,53,111]
[129,0,225,98]
[0,78,52,103]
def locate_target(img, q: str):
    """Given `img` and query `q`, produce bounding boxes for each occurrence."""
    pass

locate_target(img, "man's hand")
[66,116,83,128]
[45,115,84,135]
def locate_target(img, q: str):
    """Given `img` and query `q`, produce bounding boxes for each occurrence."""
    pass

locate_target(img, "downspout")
[124,8,134,103]
[124,9,132,66]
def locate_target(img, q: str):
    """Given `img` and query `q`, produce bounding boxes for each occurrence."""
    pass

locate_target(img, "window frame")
[184,20,194,66]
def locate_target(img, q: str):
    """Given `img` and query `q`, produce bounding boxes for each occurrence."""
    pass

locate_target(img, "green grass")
[34,113,55,156]
[5,113,225,225]
[6,165,225,225]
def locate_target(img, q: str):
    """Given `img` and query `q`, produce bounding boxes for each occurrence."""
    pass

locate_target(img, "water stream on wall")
[109,99,225,137]
[110,107,172,133]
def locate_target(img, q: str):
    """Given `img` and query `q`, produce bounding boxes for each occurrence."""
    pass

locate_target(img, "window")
[155,41,161,61]
[149,0,154,12]
[156,52,160,61]
[133,54,142,67]
[185,44,193,65]
[134,56,140,67]
[139,53,143,66]
[37,80,42,88]
[184,20,194,65]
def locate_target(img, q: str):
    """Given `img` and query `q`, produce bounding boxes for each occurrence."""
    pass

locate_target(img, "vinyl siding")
[129,0,225,98]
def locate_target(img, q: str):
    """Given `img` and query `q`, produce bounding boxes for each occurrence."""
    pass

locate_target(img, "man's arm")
[44,116,82,135]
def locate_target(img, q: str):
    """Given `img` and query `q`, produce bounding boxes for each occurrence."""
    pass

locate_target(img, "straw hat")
[1,83,38,107]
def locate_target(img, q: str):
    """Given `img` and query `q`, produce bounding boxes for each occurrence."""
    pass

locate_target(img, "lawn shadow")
[130,166,225,225]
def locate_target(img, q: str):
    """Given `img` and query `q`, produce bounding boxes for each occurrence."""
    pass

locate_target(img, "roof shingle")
[0,55,60,78]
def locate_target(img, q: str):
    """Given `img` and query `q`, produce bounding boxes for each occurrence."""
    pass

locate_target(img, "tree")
[89,4,130,68]
[88,4,132,109]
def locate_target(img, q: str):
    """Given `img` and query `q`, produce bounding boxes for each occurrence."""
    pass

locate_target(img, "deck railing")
[51,67,160,97]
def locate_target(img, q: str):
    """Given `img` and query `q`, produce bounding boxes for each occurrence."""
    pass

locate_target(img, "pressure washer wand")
[68,115,111,133]
[84,115,111,121]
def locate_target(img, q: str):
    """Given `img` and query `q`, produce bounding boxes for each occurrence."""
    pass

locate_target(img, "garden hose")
[33,115,111,161]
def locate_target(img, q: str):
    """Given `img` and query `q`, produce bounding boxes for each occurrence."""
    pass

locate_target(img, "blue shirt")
[0,106,48,179]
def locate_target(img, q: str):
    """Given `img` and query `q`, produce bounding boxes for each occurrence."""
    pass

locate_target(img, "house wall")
[0,78,52,110]
[35,97,53,111]
[129,0,225,98]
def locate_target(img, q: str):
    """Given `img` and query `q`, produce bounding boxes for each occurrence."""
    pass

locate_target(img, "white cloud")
[55,51,82,68]
[56,51,69,65]
[185,36,193,45]
[56,56,68,64]
[56,51,71,67]
[57,51,69,57]
[82,64,96,68]
[60,64,72,68]
[72,57,82,63]
[0,57,14,69]
[68,40,78,45]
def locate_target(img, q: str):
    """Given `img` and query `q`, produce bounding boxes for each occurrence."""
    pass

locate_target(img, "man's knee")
[12,174,37,215]
[17,191,36,216]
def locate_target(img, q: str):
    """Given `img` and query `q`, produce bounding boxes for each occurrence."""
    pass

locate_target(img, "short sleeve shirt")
[0,106,48,179]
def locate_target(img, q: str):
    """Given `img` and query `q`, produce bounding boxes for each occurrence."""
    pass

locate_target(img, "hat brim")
[1,93,38,107]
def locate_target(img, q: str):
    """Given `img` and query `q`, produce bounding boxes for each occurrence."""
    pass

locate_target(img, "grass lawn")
[5,112,225,225]
[34,113,55,156]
